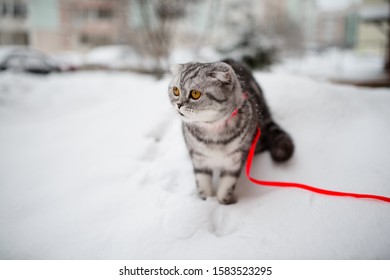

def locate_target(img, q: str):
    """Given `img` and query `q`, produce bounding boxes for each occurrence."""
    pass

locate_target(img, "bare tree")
[128,0,188,73]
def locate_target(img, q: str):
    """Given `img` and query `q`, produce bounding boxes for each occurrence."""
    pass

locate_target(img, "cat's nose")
[177,103,183,109]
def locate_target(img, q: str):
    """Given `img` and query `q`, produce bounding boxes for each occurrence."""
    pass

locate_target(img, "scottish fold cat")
[168,59,294,204]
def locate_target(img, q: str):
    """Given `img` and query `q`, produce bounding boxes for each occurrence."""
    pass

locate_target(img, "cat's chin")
[180,116,211,124]
[178,109,223,124]
[179,107,236,126]
[180,113,231,126]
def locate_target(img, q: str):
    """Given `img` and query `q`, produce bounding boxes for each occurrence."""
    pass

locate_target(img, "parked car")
[0,46,62,74]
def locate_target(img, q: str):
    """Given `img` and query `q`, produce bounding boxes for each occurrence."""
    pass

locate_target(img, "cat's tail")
[255,120,294,162]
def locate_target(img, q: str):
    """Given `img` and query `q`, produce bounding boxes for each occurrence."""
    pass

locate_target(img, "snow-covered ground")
[274,49,387,82]
[0,70,389,259]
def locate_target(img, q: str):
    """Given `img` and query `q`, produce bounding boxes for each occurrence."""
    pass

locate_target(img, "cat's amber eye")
[190,90,201,100]
[172,86,180,97]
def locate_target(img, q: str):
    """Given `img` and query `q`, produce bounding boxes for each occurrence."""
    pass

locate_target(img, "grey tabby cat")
[168,59,294,204]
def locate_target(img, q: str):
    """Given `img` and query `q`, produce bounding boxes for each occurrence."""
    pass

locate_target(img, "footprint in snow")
[139,115,181,162]
[162,195,214,239]
[144,115,172,144]
[162,193,254,239]
[208,205,243,237]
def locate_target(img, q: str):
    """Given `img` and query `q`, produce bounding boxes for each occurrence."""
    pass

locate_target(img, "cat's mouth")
[177,108,186,117]
[177,108,227,124]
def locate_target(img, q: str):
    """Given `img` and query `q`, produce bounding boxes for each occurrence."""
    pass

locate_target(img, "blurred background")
[1,1,390,261]
[0,0,389,85]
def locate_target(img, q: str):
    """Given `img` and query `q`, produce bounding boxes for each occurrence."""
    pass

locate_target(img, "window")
[79,34,110,46]
[97,8,113,20]
[1,2,7,16]
[13,2,27,19]
[0,1,27,19]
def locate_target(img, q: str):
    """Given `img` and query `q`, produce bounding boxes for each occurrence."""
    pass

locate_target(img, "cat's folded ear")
[170,64,184,76]
[209,62,234,85]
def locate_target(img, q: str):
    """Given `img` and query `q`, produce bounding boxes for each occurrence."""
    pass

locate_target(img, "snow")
[0,70,389,259]
[316,0,361,12]
[84,45,156,71]
[273,49,387,82]
[52,51,84,68]
[170,47,222,64]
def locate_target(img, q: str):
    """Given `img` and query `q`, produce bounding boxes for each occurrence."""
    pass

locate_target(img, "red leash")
[246,127,390,203]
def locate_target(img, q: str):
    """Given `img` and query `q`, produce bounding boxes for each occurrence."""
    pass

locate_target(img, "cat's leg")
[217,170,240,205]
[194,168,213,199]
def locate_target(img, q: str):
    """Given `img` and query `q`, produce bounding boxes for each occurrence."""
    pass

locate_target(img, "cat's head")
[168,62,242,124]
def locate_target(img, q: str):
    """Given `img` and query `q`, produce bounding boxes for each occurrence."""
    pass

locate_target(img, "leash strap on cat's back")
[245,128,390,203]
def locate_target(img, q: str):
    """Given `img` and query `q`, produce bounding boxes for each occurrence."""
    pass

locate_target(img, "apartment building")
[0,0,129,52]
[0,0,366,55]
[357,0,389,55]
[28,0,129,52]
[0,0,28,44]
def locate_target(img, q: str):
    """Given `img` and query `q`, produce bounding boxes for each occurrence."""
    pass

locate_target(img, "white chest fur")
[189,135,243,170]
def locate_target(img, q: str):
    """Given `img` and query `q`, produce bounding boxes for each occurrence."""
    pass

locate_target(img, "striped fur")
[168,60,294,204]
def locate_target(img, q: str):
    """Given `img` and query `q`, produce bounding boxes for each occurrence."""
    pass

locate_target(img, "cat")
[168,59,294,204]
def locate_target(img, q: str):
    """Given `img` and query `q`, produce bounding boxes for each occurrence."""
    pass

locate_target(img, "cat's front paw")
[217,177,238,205]
[198,188,213,200]
[195,173,213,200]
[217,193,237,205]
[217,185,237,205]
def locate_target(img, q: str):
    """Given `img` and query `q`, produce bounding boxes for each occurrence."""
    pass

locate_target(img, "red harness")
[235,93,390,203]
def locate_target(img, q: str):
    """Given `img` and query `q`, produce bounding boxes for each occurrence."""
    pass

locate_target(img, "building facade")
[357,0,389,55]
[1,0,130,53]
[28,0,130,52]
[0,0,366,55]
[0,0,29,45]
